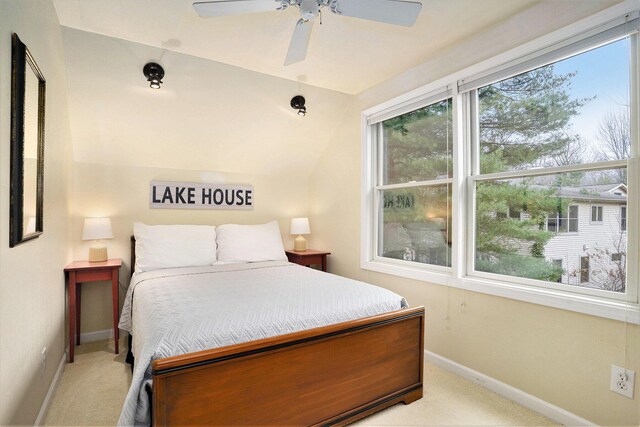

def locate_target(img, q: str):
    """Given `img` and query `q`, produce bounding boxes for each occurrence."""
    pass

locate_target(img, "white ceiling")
[60,27,353,175]
[53,0,541,94]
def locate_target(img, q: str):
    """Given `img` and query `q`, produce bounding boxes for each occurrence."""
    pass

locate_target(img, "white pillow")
[216,221,288,263]
[134,223,217,272]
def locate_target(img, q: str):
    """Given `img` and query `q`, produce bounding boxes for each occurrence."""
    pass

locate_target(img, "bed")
[119,224,424,426]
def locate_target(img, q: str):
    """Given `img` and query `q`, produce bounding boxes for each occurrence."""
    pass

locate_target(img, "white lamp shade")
[82,218,113,240]
[290,217,310,235]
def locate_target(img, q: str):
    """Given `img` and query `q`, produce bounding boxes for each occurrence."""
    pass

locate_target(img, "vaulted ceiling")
[55,0,619,176]
[53,0,540,95]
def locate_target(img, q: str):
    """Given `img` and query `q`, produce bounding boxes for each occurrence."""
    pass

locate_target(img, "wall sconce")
[143,62,164,89]
[291,95,307,116]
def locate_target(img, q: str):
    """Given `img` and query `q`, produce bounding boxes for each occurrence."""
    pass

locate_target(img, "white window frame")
[621,205,628,231]
[361,2,640,324]
[370,94,454,271]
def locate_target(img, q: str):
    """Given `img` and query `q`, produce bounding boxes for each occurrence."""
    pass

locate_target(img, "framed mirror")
[10,33,45,247]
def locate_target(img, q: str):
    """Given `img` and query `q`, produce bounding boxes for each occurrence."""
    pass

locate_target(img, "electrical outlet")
[610,365,635,399]
[40,347,47,377]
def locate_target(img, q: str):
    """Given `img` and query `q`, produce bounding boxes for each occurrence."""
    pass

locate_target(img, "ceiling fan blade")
[193,0,283,17]
[333,0,422,27]
[284,19,313,66]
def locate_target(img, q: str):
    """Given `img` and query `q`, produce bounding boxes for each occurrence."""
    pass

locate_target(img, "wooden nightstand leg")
[112,269,119,355]
[322,256,327,272]
[76,285,81,345]
[68,272,76,363]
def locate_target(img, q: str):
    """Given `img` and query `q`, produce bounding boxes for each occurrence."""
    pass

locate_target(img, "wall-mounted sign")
[150,181,254,210]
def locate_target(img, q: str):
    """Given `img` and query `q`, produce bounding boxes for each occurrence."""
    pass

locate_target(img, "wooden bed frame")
[129,237,425,426]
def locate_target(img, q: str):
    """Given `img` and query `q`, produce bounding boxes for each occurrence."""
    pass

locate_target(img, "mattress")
[117,261,407,426]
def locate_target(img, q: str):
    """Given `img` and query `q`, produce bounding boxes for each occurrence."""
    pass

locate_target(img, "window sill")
[361,259,640,324]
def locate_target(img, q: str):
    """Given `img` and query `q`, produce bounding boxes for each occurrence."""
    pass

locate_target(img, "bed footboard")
[151,306,424,426]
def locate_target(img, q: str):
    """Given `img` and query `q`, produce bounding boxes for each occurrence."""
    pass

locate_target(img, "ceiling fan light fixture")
[143,62,165,89]
[291,95,307,116]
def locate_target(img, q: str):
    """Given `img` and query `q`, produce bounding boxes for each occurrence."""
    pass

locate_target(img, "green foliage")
[475,181,558,252]
[476,253,563,283]
[382,99,452,184]
[531,241,545,258]
[478,66,592,174]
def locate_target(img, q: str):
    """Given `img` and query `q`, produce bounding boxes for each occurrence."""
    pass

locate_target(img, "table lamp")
[82,217,113,262]
[290,217,311,252]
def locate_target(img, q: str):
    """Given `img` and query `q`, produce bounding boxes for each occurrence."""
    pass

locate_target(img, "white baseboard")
[35,352,66,426]
[80,328,114,343]
[425,350,596,426]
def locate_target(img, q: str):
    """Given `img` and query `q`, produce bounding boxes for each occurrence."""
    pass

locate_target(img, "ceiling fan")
[193,0,423,66]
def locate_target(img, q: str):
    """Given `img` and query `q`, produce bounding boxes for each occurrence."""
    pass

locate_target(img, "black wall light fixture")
[291,95,307,116]
[143,62,164,89]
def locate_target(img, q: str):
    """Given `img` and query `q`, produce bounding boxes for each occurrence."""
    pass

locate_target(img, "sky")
[553,36,630,157]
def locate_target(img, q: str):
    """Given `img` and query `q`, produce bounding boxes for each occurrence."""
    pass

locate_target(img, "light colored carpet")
[44,338,557,426]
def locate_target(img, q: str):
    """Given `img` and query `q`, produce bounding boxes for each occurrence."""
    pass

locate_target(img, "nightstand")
[285,249,331,272]
[64,259,121,363]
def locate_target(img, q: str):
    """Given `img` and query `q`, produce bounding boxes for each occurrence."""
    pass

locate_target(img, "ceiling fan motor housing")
[299,0,320,21]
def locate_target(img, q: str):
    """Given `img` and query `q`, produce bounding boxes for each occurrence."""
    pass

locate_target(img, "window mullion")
[471,159,628,182]
[451,87,466,278]
[466,90,480,276]
[376,178,453,191]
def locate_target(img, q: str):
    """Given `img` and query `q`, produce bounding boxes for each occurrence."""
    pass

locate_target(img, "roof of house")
[528,183,627,203]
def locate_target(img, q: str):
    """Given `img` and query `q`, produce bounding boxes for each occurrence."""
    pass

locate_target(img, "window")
[547,205,578,233]
[374,96,453,268]
[591,205,603,223]
[471,38,630,295]
[363,10,639,323]
[580,256,590,283]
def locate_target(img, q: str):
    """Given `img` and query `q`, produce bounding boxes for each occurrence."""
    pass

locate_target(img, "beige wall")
[72,162,310,332]
[0,1,74,425]
[310,1,639,426]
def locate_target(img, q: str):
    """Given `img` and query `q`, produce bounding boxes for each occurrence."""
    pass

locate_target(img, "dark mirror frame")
[10,33,45,247]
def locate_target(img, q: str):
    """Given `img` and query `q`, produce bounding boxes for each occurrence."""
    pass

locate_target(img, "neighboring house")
[513,183,628,290]
[542,183,627,290]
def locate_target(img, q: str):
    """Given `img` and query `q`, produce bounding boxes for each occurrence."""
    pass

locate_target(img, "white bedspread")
[117,261,407,426]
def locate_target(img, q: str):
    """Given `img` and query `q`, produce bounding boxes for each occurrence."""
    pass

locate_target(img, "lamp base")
[294,235,307,252]
[88,245,108,262]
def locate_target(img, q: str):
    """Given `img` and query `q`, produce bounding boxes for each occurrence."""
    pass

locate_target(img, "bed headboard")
[130,235,136,276]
